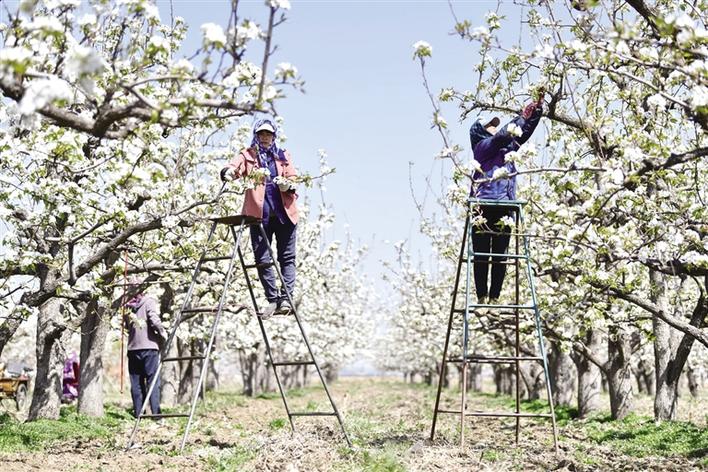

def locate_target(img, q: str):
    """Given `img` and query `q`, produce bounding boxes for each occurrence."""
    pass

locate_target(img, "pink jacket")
[223,147,299,225]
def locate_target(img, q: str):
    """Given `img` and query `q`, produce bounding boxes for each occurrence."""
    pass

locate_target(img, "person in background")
[468,89,545,304]
[221,119,299,319]
[61,352,80,403]
[125,287,167,418]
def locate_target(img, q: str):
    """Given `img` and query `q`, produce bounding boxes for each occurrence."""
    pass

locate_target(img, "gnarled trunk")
[28,295,67,421]
[160,341,179,407]
[607,327,633,420]
[549,342,576,407]
[77,298,108,417]
[572,329,602,418]
[651,270,682,421]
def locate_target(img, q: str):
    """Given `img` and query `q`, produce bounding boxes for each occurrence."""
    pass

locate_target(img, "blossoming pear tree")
[405,0,706,421]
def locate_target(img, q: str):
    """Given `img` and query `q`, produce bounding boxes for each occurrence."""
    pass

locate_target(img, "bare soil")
[1,378,706,471]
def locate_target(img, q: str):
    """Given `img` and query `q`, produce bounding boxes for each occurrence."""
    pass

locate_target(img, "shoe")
[259,301,278,320]
[276,299,293,315]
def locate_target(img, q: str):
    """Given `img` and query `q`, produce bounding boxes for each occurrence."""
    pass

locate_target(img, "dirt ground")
[1,378,706,471]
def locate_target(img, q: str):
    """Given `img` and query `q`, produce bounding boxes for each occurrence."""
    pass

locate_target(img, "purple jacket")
[470,101,543,200]
[127,296,167,351]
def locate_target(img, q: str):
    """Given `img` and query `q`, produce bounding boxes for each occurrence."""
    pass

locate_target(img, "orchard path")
[1,378,705,471]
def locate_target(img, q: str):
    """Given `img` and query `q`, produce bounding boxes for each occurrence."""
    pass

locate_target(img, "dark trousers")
[250,217,297,303]
[471,206,514,300]
[128,349,160,417]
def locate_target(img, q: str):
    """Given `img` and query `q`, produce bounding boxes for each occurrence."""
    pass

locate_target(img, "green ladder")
[430,199,559,452]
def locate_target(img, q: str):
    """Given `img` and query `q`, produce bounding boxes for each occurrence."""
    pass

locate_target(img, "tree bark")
[573,329,602,418]
[238,345,273,397]
[77,298,108,417]
[651,270,682,421]
[28,294,67,421]
[549,342,576,407]
[607,327,634,420]
[160,341,179,407]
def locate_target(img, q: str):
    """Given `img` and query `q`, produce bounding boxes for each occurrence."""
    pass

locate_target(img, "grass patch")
[0,403,130,452]
[205,445,255,471]
[354,450,406,472]
[268,417,287,430]
[256,391,281,400]
[583,413,708,458]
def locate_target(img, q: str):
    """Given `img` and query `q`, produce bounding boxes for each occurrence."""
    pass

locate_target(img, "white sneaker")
[260,301,278,320]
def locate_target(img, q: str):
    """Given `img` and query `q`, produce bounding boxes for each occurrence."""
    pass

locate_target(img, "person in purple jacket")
[469,90,545,303]
[125,291,167,418]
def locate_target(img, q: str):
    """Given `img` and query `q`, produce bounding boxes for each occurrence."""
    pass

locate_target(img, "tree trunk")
[687,364,700,399]
[28,295,67,421]
[607,327,634,420]
[77,298,108,417]
[573,329,602,418]
[549,342,576,407]
[238,346,273,396]
[468,364,482,392]
[651,270,682,421]
[519,363,544,400]
[161,341,179,407]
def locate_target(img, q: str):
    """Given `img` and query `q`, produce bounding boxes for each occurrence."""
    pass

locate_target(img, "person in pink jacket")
[221,119,298,318]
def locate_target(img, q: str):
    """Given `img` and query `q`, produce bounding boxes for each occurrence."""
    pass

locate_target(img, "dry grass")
[0,378,706,471]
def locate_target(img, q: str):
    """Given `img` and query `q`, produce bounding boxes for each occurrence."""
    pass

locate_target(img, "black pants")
[471,206,514,300]
[128,349,160,417]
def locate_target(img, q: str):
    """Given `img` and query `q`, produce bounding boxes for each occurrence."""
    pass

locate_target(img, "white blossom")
[412,40,432,58]
[201,22,227,47]
[18,77,72,116]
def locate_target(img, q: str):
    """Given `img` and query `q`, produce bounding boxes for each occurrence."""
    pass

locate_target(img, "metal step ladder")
[429,199,558,452]
[126,215,351,452]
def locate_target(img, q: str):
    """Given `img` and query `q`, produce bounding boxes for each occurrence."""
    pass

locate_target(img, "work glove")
[274,176,295,192]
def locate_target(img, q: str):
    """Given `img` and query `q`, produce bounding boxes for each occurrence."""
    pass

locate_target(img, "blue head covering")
[251,118,286,163]
[469,114,500,148]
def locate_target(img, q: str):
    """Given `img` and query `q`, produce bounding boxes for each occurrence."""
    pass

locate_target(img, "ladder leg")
[431,215,470,441]
[460,208,476,448]
[179,221,247,453]
[515,209,521,445]
[237,224,296,434]
[256,223,352,446]
[126,221,220,450]
[520,209,559,454]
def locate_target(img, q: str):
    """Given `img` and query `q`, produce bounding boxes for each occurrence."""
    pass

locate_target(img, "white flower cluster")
[412,40,432,58]
[201,22,227,48]
[507,123,523,137]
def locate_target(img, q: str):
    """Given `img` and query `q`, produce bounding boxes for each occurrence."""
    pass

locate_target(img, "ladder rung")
[162,355,206,362]
[469,303,536,310]
[466,252,528,259]
[290,412,337,417]
[437,409,552,418]
[140,413,189,418]
[462,259,518,265]
[455,304,535,312]
[468,199,526,207]
[272,360,316,367]
[447,355,543,364]
[182,307,220,313]
[244,262,275,269]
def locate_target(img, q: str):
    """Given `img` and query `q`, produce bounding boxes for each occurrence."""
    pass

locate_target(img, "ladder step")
[244,262,275,270]
[462,259,518,265]
[140,413,189,418]
[465,252,528,259]
[455,304,536,311]
[272,360,316,367]
[182,307,220,313]
[447,355,543,364]
[290,412,337,417]
[162,355,206,362]
[437,409,552,418]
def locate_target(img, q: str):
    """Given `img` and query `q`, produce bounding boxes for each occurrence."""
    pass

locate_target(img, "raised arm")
[220,149,251,181]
